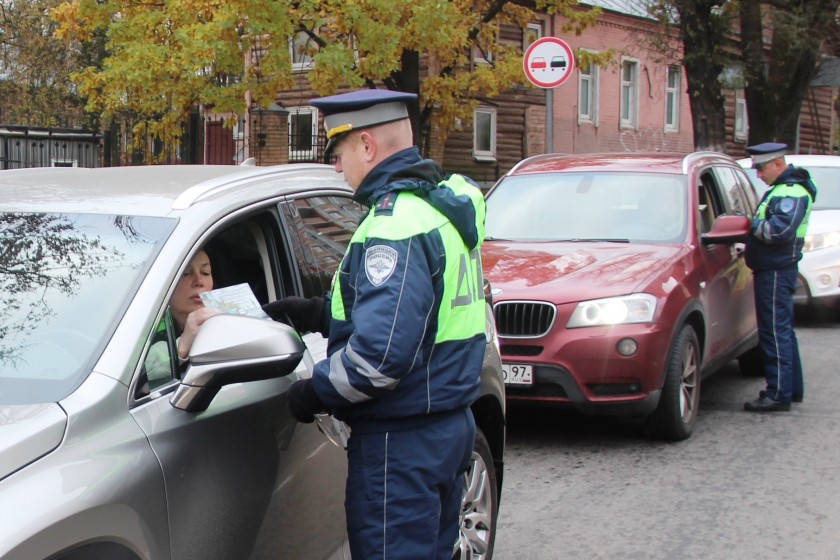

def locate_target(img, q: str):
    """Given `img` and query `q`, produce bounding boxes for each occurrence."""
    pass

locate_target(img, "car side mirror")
[701,215,751,245]
[171,314,304,412]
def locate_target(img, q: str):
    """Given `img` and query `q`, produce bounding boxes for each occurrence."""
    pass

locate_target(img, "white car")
[738,154,840,314]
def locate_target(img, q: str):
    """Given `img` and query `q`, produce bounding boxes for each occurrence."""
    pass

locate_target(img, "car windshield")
[744,166,840,209]
[485,172,688,243]
[0,213,175,404]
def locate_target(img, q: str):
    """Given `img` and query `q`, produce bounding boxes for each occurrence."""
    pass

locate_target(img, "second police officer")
[742,142,816,412]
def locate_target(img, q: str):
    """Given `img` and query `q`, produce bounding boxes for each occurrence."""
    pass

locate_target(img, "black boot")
[744,396,791,412]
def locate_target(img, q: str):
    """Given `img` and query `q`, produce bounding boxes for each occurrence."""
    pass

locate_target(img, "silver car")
[0,164,505,560]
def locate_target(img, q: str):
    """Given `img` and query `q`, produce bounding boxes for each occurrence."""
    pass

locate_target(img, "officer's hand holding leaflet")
[262,296,325,334]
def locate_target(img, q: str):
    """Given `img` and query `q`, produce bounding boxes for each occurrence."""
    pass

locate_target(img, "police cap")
[310,89,417,154]
[745,142,788,168]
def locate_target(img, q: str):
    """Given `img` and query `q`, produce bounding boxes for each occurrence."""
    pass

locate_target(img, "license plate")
[502,363,533,385]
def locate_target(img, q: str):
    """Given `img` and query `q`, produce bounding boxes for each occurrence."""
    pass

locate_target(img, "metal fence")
[1,125,101,169]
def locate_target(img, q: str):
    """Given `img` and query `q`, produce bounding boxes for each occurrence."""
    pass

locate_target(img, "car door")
[695,166,754,365]
[713,165,758,343]
[129,207,348,560]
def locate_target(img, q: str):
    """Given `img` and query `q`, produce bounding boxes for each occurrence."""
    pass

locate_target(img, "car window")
[281,194,365,298]
[485,172,687,243]
[714,166,750,215]
[135,211,293,400]
[0,213,175,405]
[697,170,726,233]
[139,309,179,396]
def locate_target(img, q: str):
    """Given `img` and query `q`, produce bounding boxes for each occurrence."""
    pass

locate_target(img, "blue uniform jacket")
[311,147,486,432]
[745,164,817,273]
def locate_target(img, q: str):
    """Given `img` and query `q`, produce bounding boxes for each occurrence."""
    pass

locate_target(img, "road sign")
[523,37,576,89]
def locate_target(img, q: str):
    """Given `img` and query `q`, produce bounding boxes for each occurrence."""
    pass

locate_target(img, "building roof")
[585,0,656,20]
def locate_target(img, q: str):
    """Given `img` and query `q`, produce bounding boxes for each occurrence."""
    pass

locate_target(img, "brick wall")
[549,9,695,155]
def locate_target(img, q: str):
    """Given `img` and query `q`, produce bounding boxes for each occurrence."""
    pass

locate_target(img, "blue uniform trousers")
[754,266,804,403]
[345,408,476,560]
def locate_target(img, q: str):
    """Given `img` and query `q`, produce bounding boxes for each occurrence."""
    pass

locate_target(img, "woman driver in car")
[144,249,218,385]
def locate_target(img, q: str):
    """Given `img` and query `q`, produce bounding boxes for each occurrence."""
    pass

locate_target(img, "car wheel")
[455,427,498,560]
[737,345,764,377]
[646,325,701,441]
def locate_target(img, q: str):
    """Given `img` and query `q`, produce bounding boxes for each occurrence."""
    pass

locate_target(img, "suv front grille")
[493,301,556,338]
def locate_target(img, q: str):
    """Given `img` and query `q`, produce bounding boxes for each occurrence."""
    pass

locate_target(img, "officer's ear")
[358,130,377,163]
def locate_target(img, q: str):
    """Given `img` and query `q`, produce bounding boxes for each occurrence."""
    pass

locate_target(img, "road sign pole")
[523,36,574,154]
[547,88,553,153]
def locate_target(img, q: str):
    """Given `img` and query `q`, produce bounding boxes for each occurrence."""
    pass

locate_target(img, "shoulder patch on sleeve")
[365,245,398,286]
[780,198,795,213]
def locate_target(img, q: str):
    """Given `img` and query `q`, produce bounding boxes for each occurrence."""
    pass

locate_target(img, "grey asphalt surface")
[493,312,840,560]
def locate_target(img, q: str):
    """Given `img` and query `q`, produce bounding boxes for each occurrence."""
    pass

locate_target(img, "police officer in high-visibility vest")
[743,142,816,413]
[263,89,487,559]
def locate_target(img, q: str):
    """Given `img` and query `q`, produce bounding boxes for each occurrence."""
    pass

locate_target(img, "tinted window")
[282,195,365,297]
[0,213,175,404]
[486,172,688,243]
[714,167,749,215]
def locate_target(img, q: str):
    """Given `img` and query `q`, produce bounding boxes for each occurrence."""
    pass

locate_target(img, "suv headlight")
[567,293,657,328]
[804,230,840,252]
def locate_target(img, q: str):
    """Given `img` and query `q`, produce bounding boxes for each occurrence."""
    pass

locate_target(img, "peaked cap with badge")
[745,142,788,168]
[309,90,418,155]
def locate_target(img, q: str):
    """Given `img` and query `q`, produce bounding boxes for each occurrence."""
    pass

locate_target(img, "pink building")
[438,1,695,185]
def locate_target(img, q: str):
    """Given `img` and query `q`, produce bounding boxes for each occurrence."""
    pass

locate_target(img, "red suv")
[483,152,762,440]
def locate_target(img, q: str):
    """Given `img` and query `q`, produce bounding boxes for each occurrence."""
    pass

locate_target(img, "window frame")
[289,30,315,72]
[523,22,543,50]
[734,90,749,142]
[620,58,640,130]
[288,106,319,162]
[473,107,497,162]
[578,51,600,126]
[665,65,680,132]
[472,27,499,66]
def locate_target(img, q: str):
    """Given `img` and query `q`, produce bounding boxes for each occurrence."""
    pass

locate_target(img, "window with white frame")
[233,116,246,164]
[734,91,748,142]
[473,27,498,66]
[620,58,639,129]
[290,31,315,72]
[288,107,318,161]
[665,66,680,131]
[473,107,497,161]
[578,55,599,125]
[524,22,543,49]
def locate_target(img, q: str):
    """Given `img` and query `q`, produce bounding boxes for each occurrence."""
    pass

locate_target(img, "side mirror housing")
[701,215,751,245]
[171,314,304,412]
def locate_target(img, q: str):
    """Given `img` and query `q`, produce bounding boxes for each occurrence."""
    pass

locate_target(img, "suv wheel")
[646,325,701,441]
[455,427,497,559]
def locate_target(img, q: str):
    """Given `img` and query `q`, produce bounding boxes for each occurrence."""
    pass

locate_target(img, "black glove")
[288,378,326,423]
[263,296,324,334]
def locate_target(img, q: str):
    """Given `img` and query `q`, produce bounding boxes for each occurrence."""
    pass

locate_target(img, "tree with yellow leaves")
[52,0,601,150]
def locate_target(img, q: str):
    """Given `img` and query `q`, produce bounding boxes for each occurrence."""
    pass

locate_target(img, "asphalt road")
[493,312,840,560]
